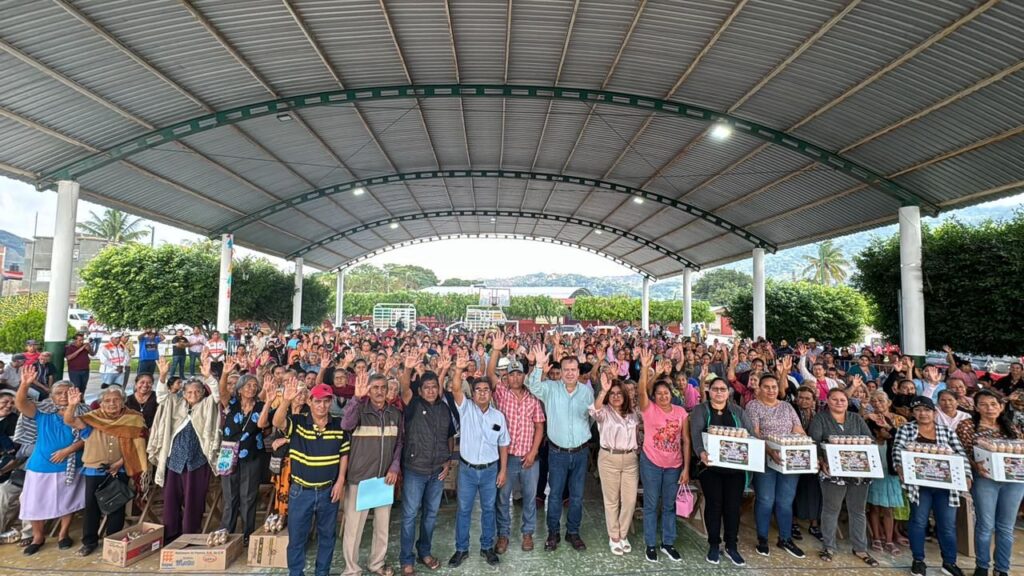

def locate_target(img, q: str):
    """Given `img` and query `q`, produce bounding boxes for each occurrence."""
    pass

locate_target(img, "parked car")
[67,308,93,332]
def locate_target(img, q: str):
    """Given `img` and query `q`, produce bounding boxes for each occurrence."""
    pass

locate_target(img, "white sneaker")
[610,539,624,556]
[620,539,632,553]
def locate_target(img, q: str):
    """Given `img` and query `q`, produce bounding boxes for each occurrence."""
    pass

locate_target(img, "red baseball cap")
[310,384,334,400]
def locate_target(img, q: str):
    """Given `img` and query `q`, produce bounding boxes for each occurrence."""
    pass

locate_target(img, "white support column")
[899,206,926,360]
[752,247,766,339]
[335,268,345,324]
[216,234,233,333]
[292,258,303,330]
[682,268,693,339]
[641,276,651,334]
[44,180,79,379]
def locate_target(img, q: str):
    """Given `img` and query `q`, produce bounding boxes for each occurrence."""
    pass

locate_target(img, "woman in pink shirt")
[636,349,691,563]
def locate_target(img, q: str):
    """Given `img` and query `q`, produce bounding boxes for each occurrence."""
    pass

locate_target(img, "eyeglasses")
[709,387,729,393]
[473,388,491,394]
[608,392,623,397]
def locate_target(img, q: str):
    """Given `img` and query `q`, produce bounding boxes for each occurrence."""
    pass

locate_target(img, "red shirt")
[65,343,91,371]
[493,382,546,457]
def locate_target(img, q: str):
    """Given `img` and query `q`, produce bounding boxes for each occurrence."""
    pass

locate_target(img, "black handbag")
[95,474,134,516]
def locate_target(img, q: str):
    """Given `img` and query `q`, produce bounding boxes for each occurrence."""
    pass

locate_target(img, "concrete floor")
[2,474,1020,576]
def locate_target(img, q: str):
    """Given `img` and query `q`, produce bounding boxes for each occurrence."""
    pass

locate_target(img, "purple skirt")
[20,469,85,520]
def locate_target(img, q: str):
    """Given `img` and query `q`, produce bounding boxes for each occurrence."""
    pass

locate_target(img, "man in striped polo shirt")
[273,379,350,576]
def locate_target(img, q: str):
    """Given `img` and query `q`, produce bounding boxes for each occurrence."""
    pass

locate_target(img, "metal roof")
[2,0,1021,279]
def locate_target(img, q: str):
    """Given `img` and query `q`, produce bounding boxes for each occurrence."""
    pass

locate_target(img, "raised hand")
[638,347,654,369]
[282,377,299,403]
[437,349,452,374]
[200,350,212,379]
[455,350,469,372]
[156,357,169,377]
[404,349,421,371]
[19,365,37,387]
[599,371,611,392]
[261,374,277,402]
[492,332,506,353]
[66,387,82,406]
[354,371,369,398]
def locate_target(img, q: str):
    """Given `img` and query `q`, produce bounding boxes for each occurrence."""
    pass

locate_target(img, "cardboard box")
[160,533,244,572]
[765,441,818,475]
[974,447,1024,483]
[248,527,289,569]
[957,492,975,558]
[103,522,164,567]
[823,443,883,479]
[900,450,969,491]
[702,433,765,473]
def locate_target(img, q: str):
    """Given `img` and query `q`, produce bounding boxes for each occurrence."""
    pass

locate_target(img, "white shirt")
[98,343,128,374]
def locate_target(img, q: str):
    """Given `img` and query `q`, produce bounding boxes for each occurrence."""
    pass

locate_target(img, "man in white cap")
[98,333,128,387]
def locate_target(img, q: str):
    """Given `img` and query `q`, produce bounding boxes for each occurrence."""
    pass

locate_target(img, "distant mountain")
[480,203,1021,299]
[0,229,25,269]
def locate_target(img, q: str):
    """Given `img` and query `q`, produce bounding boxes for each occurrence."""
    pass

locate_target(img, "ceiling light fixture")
[352,187,366,196]
[710,121,732,141]
[389,222,399,229]
[594,230,603,235]
[276,112,293,122]
[632,196,644,205]
[490,217,496,222]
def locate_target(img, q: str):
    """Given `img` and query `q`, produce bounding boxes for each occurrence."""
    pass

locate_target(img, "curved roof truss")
[36,84,938,214]
[213,169,776,251]
[339,233,649,277]
[288,209,698,274]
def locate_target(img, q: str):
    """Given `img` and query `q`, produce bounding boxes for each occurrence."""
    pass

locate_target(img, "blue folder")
[355,476,395,511]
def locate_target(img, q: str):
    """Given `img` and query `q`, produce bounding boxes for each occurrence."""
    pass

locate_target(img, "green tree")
[383,264,438,290]
[505,296,567,321]
[0,293,48,326]
[726,280,869,346]
[853,214,1024,355]
[76,209,150,243]
[440,277,479,287]
[572,296,714,324]
[801,240,850,285]
[0,309,76,353]
[78,243,218,328]
[692,269,753,305]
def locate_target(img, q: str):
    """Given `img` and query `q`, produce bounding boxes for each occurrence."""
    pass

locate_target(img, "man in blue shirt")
[449,352,509,568]
[526,343,594,552]
[137,329,162,376]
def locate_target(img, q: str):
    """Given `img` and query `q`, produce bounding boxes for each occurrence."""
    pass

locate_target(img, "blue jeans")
[101,372,121,386]
[137,359,156,376]
[973,476,1024,572]
[286,484,339,576]
[188,351,201,376]
[170,355,186,380]
[497,455,540,537]
[67,370,89,393]
[909,487,957,564]
[639,452,681,547]
[753,468,798,541]
[546,447,587,536]
[456,462,498,552]
[401,468,445,566]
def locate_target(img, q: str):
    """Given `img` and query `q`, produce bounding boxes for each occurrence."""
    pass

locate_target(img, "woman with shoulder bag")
[217,359,266,544]
[62,386,147,557]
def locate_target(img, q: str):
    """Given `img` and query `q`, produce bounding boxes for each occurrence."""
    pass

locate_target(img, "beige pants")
[342,483,392,576]
[597,450,639,540]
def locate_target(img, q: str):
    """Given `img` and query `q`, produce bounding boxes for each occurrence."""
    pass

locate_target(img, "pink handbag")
[675,484,696,518]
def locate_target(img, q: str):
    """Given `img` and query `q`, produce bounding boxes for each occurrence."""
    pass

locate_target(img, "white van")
[68,308,93,332]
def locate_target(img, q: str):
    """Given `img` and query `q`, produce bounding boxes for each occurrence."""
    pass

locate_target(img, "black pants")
[220,455,263,537]
[699,468,745,549]
[83,473,128,547]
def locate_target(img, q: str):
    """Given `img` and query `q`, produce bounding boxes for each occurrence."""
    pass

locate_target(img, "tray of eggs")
[827,435,873,445]
[708,425,748,438]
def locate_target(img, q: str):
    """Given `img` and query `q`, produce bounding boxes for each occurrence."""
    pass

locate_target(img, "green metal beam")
[211,169,776,251]
[338,233,651,277]
[288,209,699,272]
[35,84,939,214]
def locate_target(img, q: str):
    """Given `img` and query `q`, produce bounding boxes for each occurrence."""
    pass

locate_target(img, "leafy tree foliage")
[0,309,76,353]
[0,293,48,326]
[572,296,715,325]
[692,269,752,305]
[344,264,439,292]
[342,291,479,323]
[504,295,567,321]
[76,209,150,243]
[853,215,1024,355]
[801,240,850,285]
[78,242,330,329]
[440,277,479,287]
[727,280,869,346]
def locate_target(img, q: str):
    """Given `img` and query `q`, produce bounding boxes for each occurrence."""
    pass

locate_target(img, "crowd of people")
[0,324,1022,576]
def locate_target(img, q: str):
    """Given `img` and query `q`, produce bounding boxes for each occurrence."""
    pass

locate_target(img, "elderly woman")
[258,374,309,520]
[14,366,84,555]
[809,388,878,567]
[150,356,222,542]
[217,361,266,542]
[864,391,906,555]
[935,390,970,429]
[63,386,147,556]
[893,396,968,576]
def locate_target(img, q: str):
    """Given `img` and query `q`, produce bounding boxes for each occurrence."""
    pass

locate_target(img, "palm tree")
[76,209,149,244]
[801,240,849,285]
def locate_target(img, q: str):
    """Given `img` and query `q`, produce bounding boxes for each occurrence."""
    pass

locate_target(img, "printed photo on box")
[720,440,749,466]
[913,457,953,483]
[1003,456,1024,481]
[787,449,811,471]
[839,450,871,472]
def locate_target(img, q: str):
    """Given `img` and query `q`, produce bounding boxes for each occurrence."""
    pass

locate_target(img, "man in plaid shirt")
[487,333,545,555]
